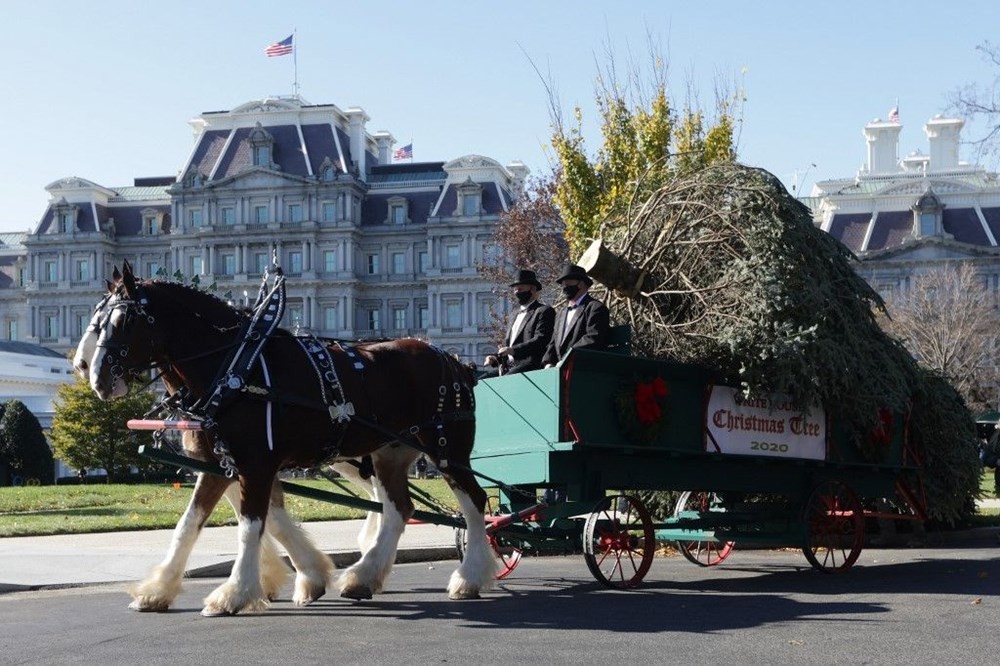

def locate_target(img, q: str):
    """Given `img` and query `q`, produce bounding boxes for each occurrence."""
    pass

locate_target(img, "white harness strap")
[260,354,274,451]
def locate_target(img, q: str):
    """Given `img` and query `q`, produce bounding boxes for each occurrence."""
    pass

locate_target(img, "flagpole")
[293,28,299,97]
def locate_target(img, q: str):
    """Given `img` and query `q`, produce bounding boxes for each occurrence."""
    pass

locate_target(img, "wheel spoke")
[802,480,864,573]
[584,495,654,589]
[674,491,735,567]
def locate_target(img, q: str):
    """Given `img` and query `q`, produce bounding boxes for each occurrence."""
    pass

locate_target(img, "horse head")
[88,260,160,400]
[72,267,123,381]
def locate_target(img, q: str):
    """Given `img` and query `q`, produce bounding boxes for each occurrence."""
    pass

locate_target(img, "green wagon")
[469,347,926,589]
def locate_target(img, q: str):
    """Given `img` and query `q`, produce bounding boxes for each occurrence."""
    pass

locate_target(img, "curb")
[184,546,459,579]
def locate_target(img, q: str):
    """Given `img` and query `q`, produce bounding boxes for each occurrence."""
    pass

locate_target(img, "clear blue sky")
[2,0,998,233]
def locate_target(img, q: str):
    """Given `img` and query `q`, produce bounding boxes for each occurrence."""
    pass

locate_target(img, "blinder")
[96,285,156,382]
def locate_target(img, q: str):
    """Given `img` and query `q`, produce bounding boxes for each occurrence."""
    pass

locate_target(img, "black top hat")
[555,264,593,286]
[510,269,542,290]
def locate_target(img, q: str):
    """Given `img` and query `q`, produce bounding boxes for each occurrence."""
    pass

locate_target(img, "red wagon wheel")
[583,494,655,589]
[673,491,735,567]
[801,479,865,573]
[454,495,522,579]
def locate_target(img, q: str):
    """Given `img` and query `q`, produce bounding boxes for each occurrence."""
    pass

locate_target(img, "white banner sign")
[706,386,827,461]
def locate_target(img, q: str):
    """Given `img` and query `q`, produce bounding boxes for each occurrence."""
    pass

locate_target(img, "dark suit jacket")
[503,301,555,374]
[541,295,610,366]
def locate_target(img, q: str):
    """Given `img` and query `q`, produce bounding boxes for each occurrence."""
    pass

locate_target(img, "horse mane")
[143,279,245,328]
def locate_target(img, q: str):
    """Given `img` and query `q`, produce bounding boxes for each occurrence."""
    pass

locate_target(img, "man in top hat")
[542,264,610,367]
[483,268,555,375]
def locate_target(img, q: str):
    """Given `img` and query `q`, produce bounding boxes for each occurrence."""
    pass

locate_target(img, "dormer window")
[911,187,945,238]
[51,199,79,234]
[455,177,483,217]
[249,122,277,169]
[183,167,204,188]
[386,196,409,225]
[253,145,271,166]
[319,157,336,182]
[141,208,163,236]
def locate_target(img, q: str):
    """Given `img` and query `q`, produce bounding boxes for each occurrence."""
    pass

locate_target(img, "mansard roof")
[0,233,27,251]
[0,340,64,359]
[34,183,170,236]
[825,207,1000,256]
[361,190,441,226]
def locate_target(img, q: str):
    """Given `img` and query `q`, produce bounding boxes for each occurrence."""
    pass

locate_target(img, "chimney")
[924,115,964,172]
[506,161,529,195]
[372,131,395,165]
[862,119,902,175]
[344,107,370,179]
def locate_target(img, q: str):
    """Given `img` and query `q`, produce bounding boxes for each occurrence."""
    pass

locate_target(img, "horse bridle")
[96,286,157,382]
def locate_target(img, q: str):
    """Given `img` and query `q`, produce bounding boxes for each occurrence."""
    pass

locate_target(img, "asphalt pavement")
[2,499,998,594]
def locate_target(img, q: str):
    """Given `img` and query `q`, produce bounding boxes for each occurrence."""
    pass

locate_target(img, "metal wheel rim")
[583,494,655,589]
[802,480,865,573]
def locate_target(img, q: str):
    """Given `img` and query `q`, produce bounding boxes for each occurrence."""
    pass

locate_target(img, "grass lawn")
[0,478,461,538]
[1,472,997,538]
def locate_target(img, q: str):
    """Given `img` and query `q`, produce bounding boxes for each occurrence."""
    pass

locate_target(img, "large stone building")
[808,113,1000,299]
[0,96,527,362]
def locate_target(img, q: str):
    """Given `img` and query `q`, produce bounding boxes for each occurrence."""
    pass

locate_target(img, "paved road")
[1,541,997,665]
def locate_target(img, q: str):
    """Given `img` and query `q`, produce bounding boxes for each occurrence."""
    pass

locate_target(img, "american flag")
[265,35,294,57]
[393,143,413,161]
[888,104,900,123]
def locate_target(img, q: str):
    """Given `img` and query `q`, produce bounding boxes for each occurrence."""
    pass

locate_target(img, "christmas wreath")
[615,376,670,445]
[859,407,894,462]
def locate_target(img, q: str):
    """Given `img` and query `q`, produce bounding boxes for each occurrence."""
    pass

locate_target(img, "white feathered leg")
[329,461,381,554]
[447,489,500,600]
[338,475,403,599]
[202,516,269,616]
[266,503,334,606]
[128,473,221,612]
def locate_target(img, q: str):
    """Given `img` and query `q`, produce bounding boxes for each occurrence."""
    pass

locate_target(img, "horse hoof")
[340,585,373,600]
[293,583,327,606]
[129,598,169,612]
[201,606,237,617]
[448,589,482,600]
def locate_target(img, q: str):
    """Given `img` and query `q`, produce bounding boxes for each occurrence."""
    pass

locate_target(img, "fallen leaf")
[971,598,982,605]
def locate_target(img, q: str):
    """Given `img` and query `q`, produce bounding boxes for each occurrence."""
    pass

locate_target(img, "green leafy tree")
[0,400,55,485]
[49,377,157,481]
[549,47,741,256]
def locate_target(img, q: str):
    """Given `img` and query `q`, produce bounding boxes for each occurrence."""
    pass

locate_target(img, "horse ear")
[121,260,138,296]
[112,265,122,281]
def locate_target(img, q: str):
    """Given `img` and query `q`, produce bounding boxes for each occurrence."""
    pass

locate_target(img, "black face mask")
[562,284,580,300]
[514,291,533,306]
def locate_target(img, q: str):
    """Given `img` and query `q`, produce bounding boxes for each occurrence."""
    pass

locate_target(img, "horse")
[72,280,381,611]
[84,262,498,615]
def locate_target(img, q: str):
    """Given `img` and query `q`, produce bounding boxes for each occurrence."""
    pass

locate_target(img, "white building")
[0,341,75,479]
[0,341,73,429]
[0,95,527,362]
[808,113,1000,299]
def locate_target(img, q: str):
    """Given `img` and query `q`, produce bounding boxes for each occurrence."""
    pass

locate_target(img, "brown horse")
[73,285,372,611]
[84,262,497,615]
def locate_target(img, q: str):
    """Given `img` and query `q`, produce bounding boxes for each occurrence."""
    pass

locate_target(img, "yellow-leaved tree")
[550,51,741,256]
